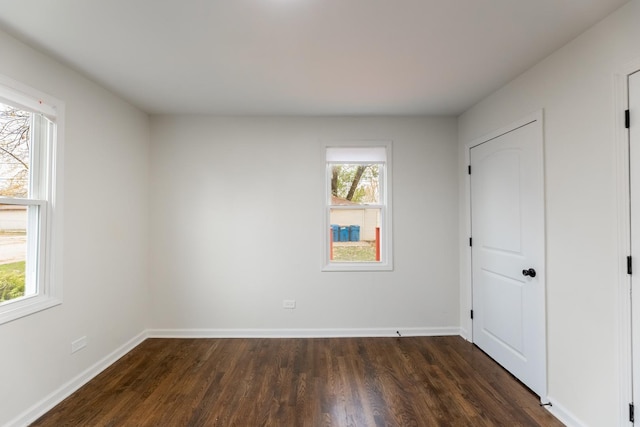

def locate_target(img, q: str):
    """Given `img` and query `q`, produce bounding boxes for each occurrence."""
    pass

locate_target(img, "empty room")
[0,0,639,425]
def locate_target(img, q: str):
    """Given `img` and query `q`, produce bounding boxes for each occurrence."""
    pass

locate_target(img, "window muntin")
[0,76,62,324]
[323,143,392,271]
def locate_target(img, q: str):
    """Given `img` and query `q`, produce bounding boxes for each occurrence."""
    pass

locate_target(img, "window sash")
[0,201,46,302]
[326,162,386,206]
[328,205,385,210]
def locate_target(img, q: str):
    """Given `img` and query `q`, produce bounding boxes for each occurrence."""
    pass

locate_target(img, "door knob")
[522,268,537,278]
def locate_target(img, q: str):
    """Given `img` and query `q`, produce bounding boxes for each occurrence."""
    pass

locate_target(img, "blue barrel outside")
[349,225,360,242]
[330,224,339,242]
[339,226,349,242]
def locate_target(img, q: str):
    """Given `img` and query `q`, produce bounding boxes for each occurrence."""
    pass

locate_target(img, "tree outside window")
[0,103,30,303]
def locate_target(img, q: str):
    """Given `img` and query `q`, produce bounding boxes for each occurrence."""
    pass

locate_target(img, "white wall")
[149,116,458,333]
[458,0,640,425]
[0,30,150,425]
[6,0,636,423]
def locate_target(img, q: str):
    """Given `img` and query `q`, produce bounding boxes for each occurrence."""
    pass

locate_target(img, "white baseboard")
[5,327,578,427]
[148,326,461,339]
[4,326,483,427]
[6,330,148,427]
[544,397,587,427]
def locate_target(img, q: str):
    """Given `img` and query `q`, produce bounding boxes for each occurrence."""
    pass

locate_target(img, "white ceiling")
[0,0,629,116]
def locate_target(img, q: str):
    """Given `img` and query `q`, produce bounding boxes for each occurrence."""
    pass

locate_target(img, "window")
[323,142,392,271]
[0,75,63,324]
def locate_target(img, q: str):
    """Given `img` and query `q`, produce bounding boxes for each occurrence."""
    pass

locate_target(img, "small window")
[323,142,392,271]
[0,75,63,324]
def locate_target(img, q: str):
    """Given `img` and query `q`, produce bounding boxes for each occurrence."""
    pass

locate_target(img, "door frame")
[463,110,547,399]
[616,59,640,426]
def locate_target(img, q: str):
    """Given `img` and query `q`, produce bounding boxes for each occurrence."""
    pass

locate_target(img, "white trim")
[48,100,64,306]
[459,326,471,342]
[329,204,384,211]
[0,74,58,120]
[615,58,640,427]
[0,295,61,325]
[462,143,473,341]
[544,398,588,427]
[148,327,461,339]
[5,331,148,427]
[466,111,541,150]
[326,146,387,163]
[0,197,46,206]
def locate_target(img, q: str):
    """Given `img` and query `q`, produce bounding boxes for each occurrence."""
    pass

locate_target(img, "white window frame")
[0,74,64,325]
[322,141,393,272]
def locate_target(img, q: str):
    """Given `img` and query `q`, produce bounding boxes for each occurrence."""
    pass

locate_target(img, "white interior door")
[470,114,546,398]
[629,70,640,414]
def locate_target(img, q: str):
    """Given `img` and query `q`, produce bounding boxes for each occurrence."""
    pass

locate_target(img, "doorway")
[469,112,547,398]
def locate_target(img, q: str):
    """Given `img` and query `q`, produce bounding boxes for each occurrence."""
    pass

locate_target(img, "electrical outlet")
[71,336,87,354]
[282,299,296,309]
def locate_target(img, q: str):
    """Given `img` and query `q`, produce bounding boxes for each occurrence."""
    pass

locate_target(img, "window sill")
[322,262,393,272]
[0,295,61,325]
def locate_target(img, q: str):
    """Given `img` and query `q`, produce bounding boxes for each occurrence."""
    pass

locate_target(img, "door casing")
[615,60,640,425]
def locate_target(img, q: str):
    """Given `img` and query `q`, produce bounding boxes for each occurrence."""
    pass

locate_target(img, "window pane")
[329,207,381,263]
[0,102,31,198]
[330,164,380,205]
[0,204,27,303]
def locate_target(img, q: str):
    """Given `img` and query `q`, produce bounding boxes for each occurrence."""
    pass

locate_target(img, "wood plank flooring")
[32,336,563,426]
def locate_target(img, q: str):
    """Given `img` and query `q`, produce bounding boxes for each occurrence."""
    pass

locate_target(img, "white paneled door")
[470,113,546,398]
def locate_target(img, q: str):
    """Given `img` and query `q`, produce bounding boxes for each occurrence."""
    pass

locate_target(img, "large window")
[323,142,392,271]
[0,75,63,324]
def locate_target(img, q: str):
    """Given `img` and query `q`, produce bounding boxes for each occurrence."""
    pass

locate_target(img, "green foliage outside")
[332,244,376,262]
[331,164,379,203]
[0,261,26,303]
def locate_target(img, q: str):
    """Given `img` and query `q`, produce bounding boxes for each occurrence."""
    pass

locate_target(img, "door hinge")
[630,402,634,422]
[470,310,474,319]
[468,165,471,175]
[626,110,631,129]
[469,237,473,247]
[628,256,633,275]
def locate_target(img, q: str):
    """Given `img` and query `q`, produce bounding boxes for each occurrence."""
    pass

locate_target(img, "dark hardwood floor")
[32,336,563,426]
